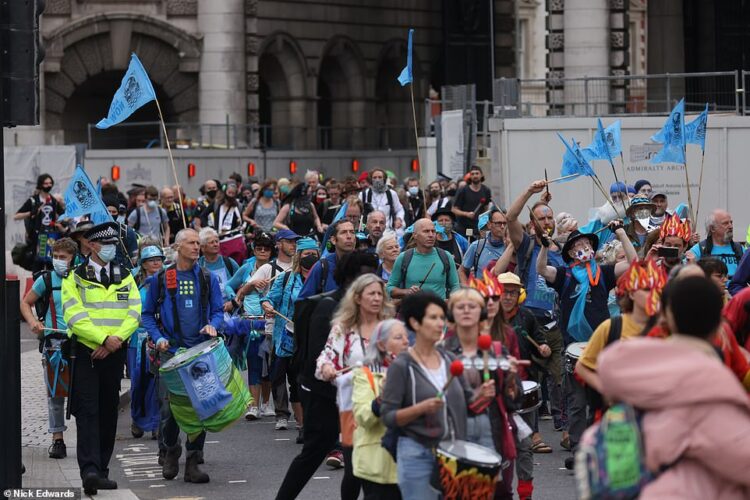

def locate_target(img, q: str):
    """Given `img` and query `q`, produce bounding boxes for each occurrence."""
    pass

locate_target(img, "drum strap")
[362,366,377,395]
[44,347,69,396]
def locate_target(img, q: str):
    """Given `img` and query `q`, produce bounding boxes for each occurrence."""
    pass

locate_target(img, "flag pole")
[694,150,706,223]
[409,84,423,188]
[682,146,695,224]
[618,152,628,187]
[591,174,620,217]
[154,98,187,229]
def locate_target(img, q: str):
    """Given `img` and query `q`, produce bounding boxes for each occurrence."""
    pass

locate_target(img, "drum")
[219,230,247,264]
[436,439,503,500]
[516,380,541,415]
[159,338,251,438]
[565,342,588,374]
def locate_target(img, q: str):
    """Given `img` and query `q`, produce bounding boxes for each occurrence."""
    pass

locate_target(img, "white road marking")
[205,440,220,444]
[274,438,290,441]
[313,476,330,480]
[149,484,166,488]
[228,480,247,484]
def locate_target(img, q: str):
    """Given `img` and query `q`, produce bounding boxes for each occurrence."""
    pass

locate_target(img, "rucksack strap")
[198,267,211,327]
[222,256,234,276]
[606,315,623,346]
[362,366,377,394]
[473,238,488,275]
[45,272,58,330]
[164,266,182,342]
[319,259,329,293]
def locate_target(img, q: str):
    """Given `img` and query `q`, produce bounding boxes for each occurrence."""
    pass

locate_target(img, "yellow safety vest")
[62,267,141,351]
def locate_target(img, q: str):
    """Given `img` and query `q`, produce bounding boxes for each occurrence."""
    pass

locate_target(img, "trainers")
[245,406,260,421]
[325,450,344,469]
[275,418,288,430]
[48,439,66,459]
[131,422,144,438]
[261,403,275,417]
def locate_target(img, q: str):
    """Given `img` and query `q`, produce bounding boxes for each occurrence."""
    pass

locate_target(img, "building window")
[518,18,529,79]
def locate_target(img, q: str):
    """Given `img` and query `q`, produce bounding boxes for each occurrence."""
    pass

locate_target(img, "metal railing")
[496,71,745,117]
[87,122,416,150]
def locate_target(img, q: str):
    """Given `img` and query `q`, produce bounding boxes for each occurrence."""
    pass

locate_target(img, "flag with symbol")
[583,119,622,161]
[558,133,595,180]
[650,98,686,164]
[96,53,156,129]
[62,166,114,224]
[685,103,708,151]
[397,29,414,86]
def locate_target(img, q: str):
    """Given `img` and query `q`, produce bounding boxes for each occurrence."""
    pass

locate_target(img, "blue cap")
[275,229,301,242]
[296,237,319,252]
[626,185,636,195]
[609,181,627,194]
[139,245,165,264]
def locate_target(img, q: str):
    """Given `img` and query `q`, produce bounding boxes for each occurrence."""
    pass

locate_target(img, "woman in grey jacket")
[380,291,495,500]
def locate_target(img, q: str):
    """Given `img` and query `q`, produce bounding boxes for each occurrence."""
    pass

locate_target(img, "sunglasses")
[254,246,273,251]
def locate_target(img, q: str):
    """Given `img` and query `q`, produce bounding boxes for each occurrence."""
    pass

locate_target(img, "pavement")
[20,322,577,499]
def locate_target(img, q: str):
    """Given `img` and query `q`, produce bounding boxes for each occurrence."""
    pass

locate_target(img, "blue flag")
[96,53,156,129]
[685,103,708,151]
[321,201,349,257]
[397,29,414,86]
[62,166,114,224]
[177,353,232,421]
[651,98,686,164]
[558,133,595,180]
[583,119,622,161]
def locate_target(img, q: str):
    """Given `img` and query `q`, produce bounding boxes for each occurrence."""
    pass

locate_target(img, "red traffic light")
[188,163,197,178]
[110,165,121,181]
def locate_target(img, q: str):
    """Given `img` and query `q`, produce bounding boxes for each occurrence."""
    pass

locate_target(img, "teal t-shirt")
[688,242,741,278]
[387,248,460,299]
[31,272,67,332]
[198,255,239,299]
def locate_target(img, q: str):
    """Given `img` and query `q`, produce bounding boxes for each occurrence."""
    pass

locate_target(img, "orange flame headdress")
[615,258,667,316]
[659,213,691,243]
[469,269,505,298]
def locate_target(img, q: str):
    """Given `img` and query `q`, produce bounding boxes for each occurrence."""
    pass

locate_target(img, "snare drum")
[516,380,542,415]
[436,439,503,500]
[565,342,588,374]
[219,230,247,264]
[159,338,251,437]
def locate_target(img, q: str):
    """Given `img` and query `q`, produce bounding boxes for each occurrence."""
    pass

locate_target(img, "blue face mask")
[263,189,274,198]
[52,258,69,276]
[97,244,117,263]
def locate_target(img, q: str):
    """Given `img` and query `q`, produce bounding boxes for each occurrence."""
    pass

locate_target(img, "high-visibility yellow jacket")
[62,263,141,350]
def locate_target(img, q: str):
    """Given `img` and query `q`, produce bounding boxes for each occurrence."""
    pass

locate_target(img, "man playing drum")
[62,222,141,495]
[142,228,225,483]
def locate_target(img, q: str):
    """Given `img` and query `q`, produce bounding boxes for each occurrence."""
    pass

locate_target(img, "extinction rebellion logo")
[123,76,142,108]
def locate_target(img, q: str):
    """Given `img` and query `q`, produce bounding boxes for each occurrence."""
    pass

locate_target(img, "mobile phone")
[657,246,679,259]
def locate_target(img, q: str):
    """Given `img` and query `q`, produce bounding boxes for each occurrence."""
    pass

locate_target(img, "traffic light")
[0,0,46,126]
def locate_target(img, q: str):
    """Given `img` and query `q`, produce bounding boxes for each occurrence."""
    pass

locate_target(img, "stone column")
[198,0,246,131]
[563,0,609,115]
[647,0,684,112]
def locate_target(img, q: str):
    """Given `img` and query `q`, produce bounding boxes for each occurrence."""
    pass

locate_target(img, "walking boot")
[184,450,209,483]
[162,444,182,480]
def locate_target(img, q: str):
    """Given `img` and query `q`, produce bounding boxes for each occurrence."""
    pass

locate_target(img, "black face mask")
[447,188,457,197]
[41,186,53,193]
[206,190,217,200]
[300,254,318,270]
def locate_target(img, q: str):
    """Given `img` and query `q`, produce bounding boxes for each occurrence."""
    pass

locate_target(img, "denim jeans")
[396,436,440,500]
[465,413,494,450]
[48,396,67,433]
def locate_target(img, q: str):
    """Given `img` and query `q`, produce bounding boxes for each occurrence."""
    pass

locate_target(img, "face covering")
[206,190,217,200]
[316,195,327,203]
[97,244,117,263]
[263,189,274,198]
[447,188,457,197]
[147,200,158,209]
[300,254,318,270]
[372,179,386,193]
[52,258,69,276]
[280,185,290,195]
[430,189,441,197]
[41,185,53,193]
[573,247,595,263]
[408,186,419,196]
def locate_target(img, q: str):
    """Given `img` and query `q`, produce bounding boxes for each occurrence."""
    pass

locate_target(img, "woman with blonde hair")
[317,273,394,500]
[375,230,400,281]
[351,319,410,499]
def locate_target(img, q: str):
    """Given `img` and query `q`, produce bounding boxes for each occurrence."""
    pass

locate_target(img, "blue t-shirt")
[176,270,203,338]
[461,237,506,275]
[688,241,742,278]
[516,233,564,320]
[31,271,66,332]
[198,255,239,299]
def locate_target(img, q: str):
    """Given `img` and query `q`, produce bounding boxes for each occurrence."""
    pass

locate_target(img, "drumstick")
[418,263,436,288]
[271,309,294,324]
[546,173,581,184]
[478,335,493,381]
[437,360,465,398]
[521,332,542,351]
[334,361,363,376]
[544,169,550,196]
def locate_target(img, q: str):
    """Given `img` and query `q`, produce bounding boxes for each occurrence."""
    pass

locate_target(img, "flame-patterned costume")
[659,213,691,243]
[615,258,668,316]
[468,269,505,298]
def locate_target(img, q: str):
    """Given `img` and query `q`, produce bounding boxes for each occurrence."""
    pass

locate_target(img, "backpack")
[699,239,744,265]
[575,403,654,500]
[363,188,396,225]
[154,265,212,343]
[399,247,452,296]
[34,271,58,325]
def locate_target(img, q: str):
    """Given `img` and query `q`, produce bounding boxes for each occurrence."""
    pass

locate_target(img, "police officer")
[62,222,141,495]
